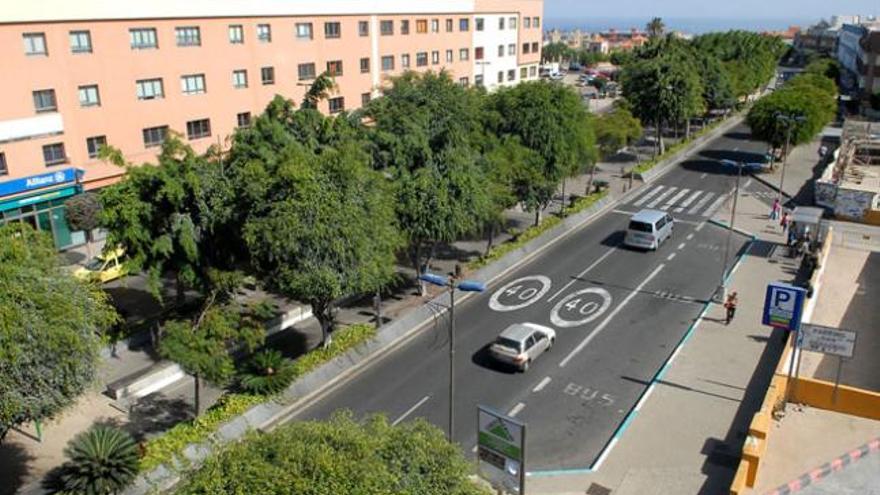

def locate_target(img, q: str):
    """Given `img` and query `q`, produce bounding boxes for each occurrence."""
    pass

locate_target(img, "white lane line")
[666,253,676,261]
[674,190,703,213]
[647,187,678,209]
[702,193,729,217]
[677,243,686,250]
[532,376,552,393]
[631,185,665,207]
[559,263,665,368]
[688,192,715,215]
[686,233,694,240]
[695,222,706,232]
[547,247,617,303]
[508,402,526,417]
[744,178,753,189]
[392,395,431,426]
[700,172,708,179]
[661,188,690,210]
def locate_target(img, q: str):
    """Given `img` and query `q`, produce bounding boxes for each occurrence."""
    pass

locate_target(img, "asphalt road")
[292,124,776,472]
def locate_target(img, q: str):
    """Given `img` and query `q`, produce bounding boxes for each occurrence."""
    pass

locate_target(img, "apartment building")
[0,0,542,249]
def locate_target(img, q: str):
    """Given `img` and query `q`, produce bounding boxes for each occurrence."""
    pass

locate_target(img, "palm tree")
[239,349,297,395]
[646,17,665,39]
[55,426,139,495]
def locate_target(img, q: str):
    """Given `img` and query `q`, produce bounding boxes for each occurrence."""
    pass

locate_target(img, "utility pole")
[715,160,743,303]
[774,113,806,206]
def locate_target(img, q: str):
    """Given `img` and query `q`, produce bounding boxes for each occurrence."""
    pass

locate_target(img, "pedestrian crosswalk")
[625,184,730,217]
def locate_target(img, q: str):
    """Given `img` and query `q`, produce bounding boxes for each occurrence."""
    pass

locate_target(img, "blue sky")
[544,0,878,20]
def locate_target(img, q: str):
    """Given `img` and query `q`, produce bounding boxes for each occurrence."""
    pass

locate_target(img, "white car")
[489,323,556,372]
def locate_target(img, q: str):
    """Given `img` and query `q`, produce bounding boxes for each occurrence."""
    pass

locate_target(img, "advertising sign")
[477,406,525,494]
[0,168,81,198]
[797,324,856,358]
[762,282,807,331]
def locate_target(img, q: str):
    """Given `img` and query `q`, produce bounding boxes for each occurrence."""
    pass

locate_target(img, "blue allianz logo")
[0,168,81,198]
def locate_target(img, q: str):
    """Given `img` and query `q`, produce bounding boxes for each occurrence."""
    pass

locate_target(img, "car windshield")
[495,337,522,353]
[84,257,106,271]
[628,220,653,233]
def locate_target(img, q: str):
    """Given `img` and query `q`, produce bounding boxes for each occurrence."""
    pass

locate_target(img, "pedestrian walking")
[780,211,790,233]
[724,291,738,325]
[769,198,780,220]
[819,145,828,157]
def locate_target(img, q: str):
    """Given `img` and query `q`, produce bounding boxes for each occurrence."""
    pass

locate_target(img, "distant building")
[796,15,879,54]
[836,23,880,108]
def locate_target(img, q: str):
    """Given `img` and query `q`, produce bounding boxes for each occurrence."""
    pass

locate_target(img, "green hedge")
[633,118,728,175]
[468,191,607,271]
[139,323,377,473]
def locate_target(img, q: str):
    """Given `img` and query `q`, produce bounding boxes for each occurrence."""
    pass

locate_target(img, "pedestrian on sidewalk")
[769,198,781,220]
[724,291,739,325]
[780,211,791,233]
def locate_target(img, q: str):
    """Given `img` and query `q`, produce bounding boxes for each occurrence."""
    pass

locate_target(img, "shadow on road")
[471,344,518,375]
[699,149,767,166]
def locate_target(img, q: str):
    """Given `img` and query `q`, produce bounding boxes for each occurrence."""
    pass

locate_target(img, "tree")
[64,192,103,258]
[804,58,840,83]
[301,71,338,109]
[595,107,644,158]
[238,350,297,396]
[0,224,116,442]
[52,425,139,495]
[646,17,665,39]
[174,413,488,495]
[542,42,572,63]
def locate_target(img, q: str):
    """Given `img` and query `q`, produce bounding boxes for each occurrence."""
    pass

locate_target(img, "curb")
[707,217,760,242]
[749,172,795,202]
[765,437,880,495]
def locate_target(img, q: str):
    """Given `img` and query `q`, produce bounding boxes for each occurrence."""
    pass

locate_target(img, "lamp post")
[714,159,744,303]
[420,268,486,441]
[774,112,806,206]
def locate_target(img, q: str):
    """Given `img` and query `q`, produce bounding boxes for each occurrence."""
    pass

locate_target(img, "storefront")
[0,168,87,250]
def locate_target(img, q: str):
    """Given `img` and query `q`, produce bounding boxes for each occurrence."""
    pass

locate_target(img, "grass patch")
[138,323,377,473]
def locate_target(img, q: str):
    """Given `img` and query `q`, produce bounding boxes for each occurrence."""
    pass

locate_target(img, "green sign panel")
[477,406,525,494]
[0,186,77,212]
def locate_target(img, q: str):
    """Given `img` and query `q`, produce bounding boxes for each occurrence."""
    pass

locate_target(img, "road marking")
[490,276,553,312]
[744,178,753,188]
[678,190,704,209]
[677,243,686,250]
[593,437,619,470]
[551,287,613,328]
[559,263,665,368]
[695,222,706,231]
[613,208,638,215]
[392,395,431,426]
[703,193,729,217]
[661,188,690,210]
[547,247,616,303]
[667,253,676,261]
[700,173,708,179]
[647,187,678,208]
[686,233,695,240]
[508,402,526,417]
[532,376,552,393]
[688,192,715,215]
[631,185,665,207]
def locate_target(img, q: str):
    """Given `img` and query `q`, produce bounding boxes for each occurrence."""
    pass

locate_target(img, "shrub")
[54,425,139,495]
[239,350,297,396]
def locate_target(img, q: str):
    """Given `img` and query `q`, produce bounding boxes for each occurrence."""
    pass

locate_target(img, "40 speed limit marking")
[550,288,612,328]
[489,276,552,312]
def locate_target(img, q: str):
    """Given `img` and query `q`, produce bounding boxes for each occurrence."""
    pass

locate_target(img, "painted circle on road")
[489,276,552,312]
[550,288,612,328]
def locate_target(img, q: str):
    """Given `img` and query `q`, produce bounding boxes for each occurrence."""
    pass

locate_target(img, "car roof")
[499,323,549,341]
[630,209,668,223]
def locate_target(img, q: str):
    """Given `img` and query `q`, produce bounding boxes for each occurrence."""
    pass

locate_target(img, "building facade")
[836,24,880,109]
[0,0,542,249]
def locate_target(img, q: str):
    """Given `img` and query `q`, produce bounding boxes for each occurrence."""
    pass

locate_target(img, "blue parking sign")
[762,283,807,331]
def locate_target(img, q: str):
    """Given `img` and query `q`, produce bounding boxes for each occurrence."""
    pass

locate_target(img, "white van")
[624,209,674,250]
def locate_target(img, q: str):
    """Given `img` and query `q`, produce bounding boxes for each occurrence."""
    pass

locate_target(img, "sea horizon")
[545,16,819,35]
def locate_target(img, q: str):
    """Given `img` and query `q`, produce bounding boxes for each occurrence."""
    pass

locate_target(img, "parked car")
[74,247,129,283]
[489,323,556,372]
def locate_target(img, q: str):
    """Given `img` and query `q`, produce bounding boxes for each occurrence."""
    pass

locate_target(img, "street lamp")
[714,159,744,303]
[420,267,486,441]
[774,112,807,206]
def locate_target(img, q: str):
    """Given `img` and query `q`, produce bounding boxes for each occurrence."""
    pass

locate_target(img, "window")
[529,66,537,77]
[416,52,427,67]
[416,20,427,33]
[232,70,248,88]
[181,74,206,95]
[143,126,168,147]
[499,18,505,30]
[401,20,409,34]
[186,118,211,140]
[130,28,158,49]
[497,71,504,83]
[524,17,531,28]
[296,23,313,40]
[446,49,453,63]
[0,153,7,176]
[431,19,439,33]
[534,17,540,28]
[508,44,516,56]
[475,74,484,87]
[476,18,484,31]
[459,18,469,31]
[475,47,484,60]
[33,89,57,112]
[446,18,454,32]
[360,57,370,73]
[42,143,66,166]
[86,135,106,159]
[69,30,92,53]
[359,21,369,37]
[498,45,504,57]
[380,20,394,35]
[531,42,539,53]
[523,43,530,54]
[361,93,371,106]
[381,55,394,71]
[261,66,275,85]
[298,63,316,80]
[326,60,343,76]
[328,97,345,114]
[459,77,469,86]
[237,112,251,128]
[459,48,469,61]
[23,33,47,55]
[136,78,164,100]
[324,22,341,39]
[175,26,201,46]
[257,24,271,42]
[510,17,517,29]
[228,24,244,44]
[78,85,100,107]
[507,69,515,81]
[431,51,439,65]
[401,53,410,68]
[521,67,528,79]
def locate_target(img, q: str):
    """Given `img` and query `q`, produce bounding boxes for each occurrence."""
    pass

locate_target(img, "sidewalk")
[528,191,799,494]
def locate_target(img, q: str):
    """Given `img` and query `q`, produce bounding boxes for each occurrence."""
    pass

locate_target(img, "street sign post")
[476,405,525,494]
[797,324,857,404]
[762,283,807,410]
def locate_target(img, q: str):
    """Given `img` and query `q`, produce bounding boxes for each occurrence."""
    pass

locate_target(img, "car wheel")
[521,359,531,372]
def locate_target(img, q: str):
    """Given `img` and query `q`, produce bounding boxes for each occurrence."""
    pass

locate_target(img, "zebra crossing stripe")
[661,189,690,211]
[647,187,678,208]
[631,185,665,207]
[675,190,703,213]
[702,193,729,217]
[688,192,715,215]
